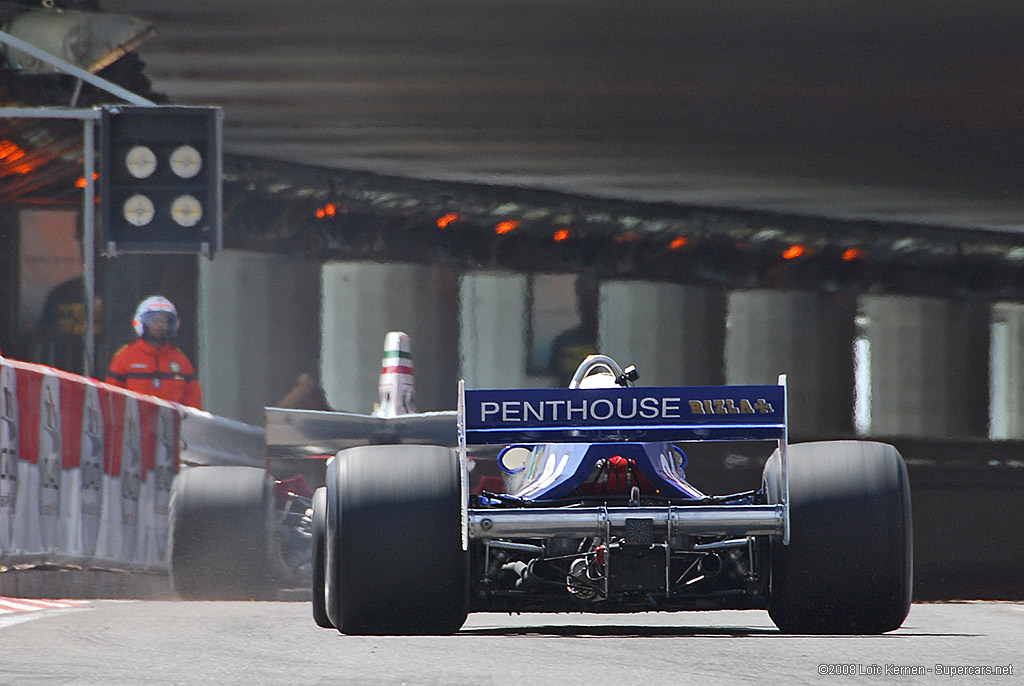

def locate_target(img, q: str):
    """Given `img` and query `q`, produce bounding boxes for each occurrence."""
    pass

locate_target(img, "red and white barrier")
[0,356,210,573]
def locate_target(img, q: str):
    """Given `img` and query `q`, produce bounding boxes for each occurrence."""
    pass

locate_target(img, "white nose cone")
[375,331,416,417]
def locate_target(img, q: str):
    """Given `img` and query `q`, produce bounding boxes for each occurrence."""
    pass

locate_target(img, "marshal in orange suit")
[105,296,202,409]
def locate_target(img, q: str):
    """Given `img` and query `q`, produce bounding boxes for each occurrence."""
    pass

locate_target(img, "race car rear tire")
[324,444,468,635]
[310,486,333,628]
[169,466,279,600]
[764,440,912,634]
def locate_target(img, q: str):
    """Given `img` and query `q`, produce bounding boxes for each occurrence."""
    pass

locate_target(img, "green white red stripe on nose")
[376,331,417,417]
[381,332,414,374]
[381,350,413,375]
[381,364,414,375]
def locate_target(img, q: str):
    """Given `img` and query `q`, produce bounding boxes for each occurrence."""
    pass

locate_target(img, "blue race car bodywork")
[458,360,791,613]
[496,441,699,501]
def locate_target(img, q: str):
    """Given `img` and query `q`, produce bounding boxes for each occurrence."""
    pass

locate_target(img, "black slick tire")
[168,465,279,600]
[764,440,912,634]
[311,486,333,627]
[324,444,467,635]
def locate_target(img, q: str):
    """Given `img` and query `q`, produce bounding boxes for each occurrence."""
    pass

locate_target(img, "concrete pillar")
[321,262,458,413]
[861,295,989,438]
[598,280,726,386]
[991,303,1024,439]
[198,250,321,425]
[726,289,857,436]
[459,271,544,389]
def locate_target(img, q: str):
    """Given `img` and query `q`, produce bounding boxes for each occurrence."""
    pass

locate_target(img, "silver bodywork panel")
[265,406,457,457]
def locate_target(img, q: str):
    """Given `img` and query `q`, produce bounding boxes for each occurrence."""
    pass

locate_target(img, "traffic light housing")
[99,105,222,255]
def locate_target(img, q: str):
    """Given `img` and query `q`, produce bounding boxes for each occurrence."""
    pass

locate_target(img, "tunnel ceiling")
[3,1,1024,301]
[96,0,1024,232]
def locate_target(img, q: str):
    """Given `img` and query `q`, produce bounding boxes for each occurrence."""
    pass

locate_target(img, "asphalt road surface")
[0,601,1019,685]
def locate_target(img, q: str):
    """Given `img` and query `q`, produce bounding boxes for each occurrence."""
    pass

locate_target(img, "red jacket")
[105,338,203,409]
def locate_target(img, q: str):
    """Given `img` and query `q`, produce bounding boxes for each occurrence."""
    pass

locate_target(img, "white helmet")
[576,371,618,389]
[132,296,179,338]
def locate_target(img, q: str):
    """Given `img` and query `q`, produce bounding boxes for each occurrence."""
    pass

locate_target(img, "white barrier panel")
[0,356,264,573]
[1,363,19,558]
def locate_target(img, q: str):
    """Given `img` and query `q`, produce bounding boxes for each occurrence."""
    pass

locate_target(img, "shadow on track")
[459,625,777,638]
[458,625,978,639]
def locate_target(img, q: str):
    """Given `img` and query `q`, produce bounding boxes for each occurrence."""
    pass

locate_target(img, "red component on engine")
[607,455,629,493]
[275,474,314,500]
[473,475,506,495]
[577,455,654,496]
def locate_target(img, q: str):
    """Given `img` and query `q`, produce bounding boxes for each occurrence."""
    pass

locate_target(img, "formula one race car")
[311,355,912,635]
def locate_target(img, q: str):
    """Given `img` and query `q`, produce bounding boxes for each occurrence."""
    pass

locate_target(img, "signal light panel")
[99,106,222,255]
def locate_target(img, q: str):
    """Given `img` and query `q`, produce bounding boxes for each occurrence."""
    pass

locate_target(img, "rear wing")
[458,380,787,446]
[457,376,791,544]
